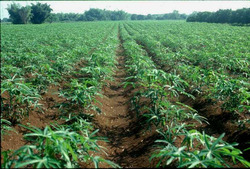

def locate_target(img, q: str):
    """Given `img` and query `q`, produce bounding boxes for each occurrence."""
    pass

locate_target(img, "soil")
[1,25,249,168]
[1,84,66,151]
[1,27,160,168]
[125,22,250,163]
[83,32,160,168]
[0,25,115,153]
[186,95,250,161]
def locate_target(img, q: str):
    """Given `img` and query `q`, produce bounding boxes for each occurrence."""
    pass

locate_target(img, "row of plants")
[126,21,249,78]
[2,22,113,80]
[59,23,119,117]
[1,22,120,168]
[2,117,119,168]
[119,23,250,168]
[1,22,115,124]
[124,21,249,118]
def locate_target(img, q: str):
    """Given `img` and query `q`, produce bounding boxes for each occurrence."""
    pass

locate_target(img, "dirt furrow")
[1,25,118,160]
[90,26,158,168]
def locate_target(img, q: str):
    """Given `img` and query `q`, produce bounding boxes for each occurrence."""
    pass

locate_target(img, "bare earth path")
[90,28,158,168]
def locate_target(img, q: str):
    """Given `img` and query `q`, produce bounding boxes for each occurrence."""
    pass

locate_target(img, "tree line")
[2,2,187,24]
[47,10,187,22]
[46,9,130,22]
[187,8,250,24]
[130,10,187,20]
[2,2,249,24]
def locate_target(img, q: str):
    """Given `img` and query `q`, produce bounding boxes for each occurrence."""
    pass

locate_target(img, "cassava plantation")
[1,20,250,168]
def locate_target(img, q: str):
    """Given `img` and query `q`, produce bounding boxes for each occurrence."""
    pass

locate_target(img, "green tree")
[168,10,180,20]
[110,10,128,20]
[85,8,105,21]
[31,3,53,24]
[213,9,232,23]
[131,14,137,20]
[7,3,31,24]
[232,8,250,24]
[137,15,146,20]
[46,13,59,23]
[146,14,153,20]
[187,8,250,24]
[77,14,86,21]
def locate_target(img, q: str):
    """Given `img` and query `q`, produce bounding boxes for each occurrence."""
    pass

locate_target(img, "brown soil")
[2,24,248,168]
[126,22,250,162]
[1,26,160,168]
[179,94,250,161]
[1,84,66,151]
[125,23,250,164]
[1,25,116,153]
[84,32,160,168]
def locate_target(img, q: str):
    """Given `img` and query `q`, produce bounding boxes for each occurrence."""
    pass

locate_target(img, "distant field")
[1,21,250,168]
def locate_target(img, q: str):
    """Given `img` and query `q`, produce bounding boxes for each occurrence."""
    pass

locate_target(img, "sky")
[1,1,250,19]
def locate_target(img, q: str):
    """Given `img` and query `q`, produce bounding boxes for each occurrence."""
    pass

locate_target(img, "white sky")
[1,1,250,19]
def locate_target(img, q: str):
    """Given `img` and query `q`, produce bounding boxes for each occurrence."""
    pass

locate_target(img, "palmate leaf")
[197,132,246,167]
[211,151,230,167]
[181,129,201,149]
[19,124,43,135]
[210,133,226,150]
[1,118,17,134]
[16,156,62,168]
[179,158,221,169]
[15,159,42,168]
[91,156,121,168]
[220,146,250,167]
[11,145,36,157]
[179,152,209,168]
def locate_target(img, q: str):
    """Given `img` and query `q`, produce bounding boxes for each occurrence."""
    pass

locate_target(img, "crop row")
[1,22,115,123]
[126,21,249,77]
[1,22,120,168]
[119,23,249,168]
[123,21,249,119]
